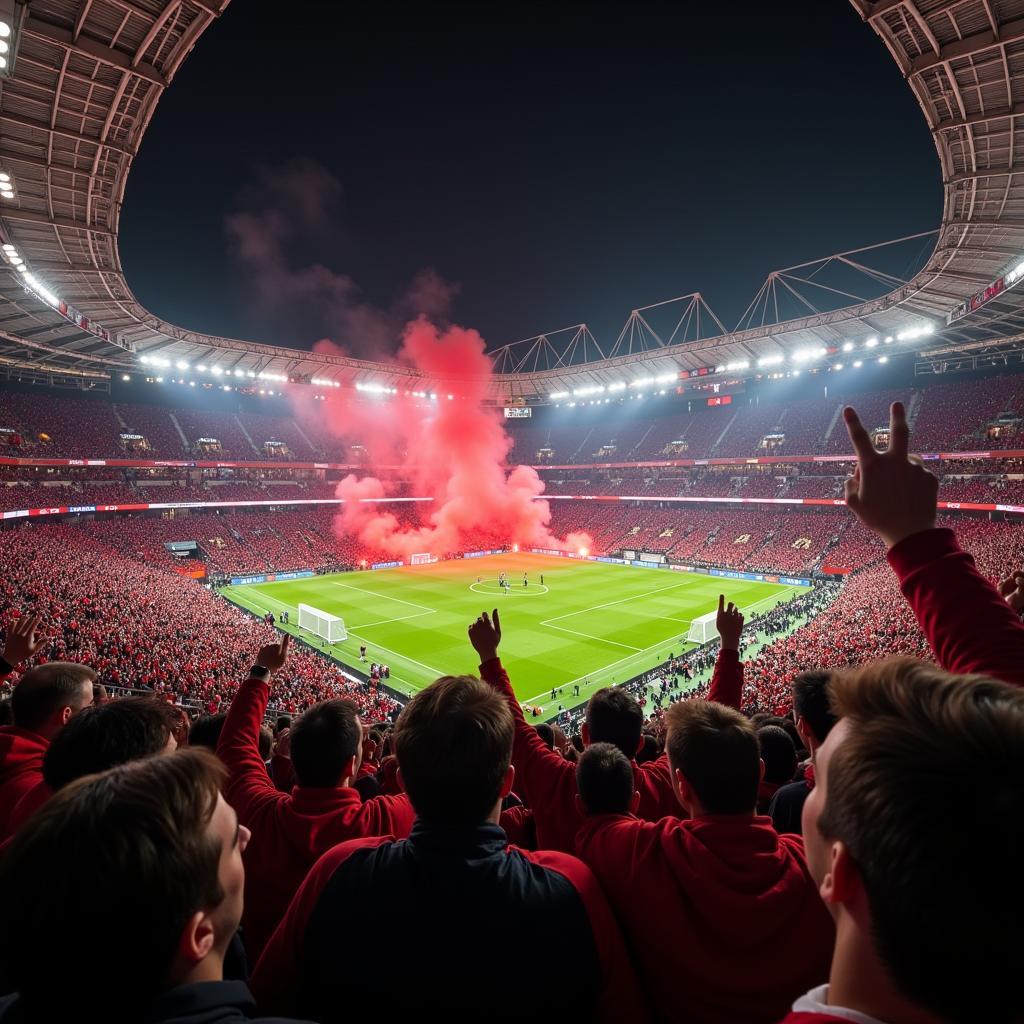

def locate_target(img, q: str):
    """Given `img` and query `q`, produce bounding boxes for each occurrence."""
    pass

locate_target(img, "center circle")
[469,581,550,597]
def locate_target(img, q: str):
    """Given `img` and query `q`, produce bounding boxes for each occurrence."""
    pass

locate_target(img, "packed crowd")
[0,403,1023,1024]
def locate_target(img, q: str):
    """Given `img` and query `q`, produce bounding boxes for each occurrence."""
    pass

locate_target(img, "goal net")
[411,552,436,565]
[297,603,347,643]
[686,610,719,645]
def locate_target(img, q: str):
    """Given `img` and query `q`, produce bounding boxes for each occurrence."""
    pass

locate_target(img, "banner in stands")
[706,567,812,587]
[371,560,404,570]
[3,495,1022,521]
[5,449,1024,472]
[462,549,506,558]
[228,569,315,586]
[596,556,629,564]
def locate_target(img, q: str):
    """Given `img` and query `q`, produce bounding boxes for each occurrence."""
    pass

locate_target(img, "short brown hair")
[586,687,643,758]
[818,658,1024,1024]
[393,675,513,825]
[0,749,227,1019]
[664,699,760,815]
[11,662,96,731]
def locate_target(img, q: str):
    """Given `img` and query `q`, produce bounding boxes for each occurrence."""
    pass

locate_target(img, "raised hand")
[1,613,48,667]
[468,609,502,662]
[843,401,938,549]
[716,595,744,652]
[255,633,290,674]
[997,572,1024,615]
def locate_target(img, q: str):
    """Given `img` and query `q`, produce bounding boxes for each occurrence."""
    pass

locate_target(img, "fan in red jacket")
[0,614,95,841]
[574,699,834,1024]
[777,658,1024,1024]
[473,596,746,853]
[251,664,647,1023]
[215,635,414,960]
[843,402,1024,686]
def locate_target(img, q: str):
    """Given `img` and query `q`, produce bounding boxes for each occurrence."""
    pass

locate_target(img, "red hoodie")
[478,650,743,853]
[0,727,47,841]
[887,527,1024,686]
[216,673,416,959]
[576,813,834,1024]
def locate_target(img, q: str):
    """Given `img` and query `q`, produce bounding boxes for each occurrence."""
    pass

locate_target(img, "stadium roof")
[3,0,1024,400]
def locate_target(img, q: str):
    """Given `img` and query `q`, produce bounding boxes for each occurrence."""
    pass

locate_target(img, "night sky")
[118,0,942,358]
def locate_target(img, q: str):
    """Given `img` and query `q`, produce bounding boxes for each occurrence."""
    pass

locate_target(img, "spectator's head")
[792,670,838,754]
[534,723,555,749]
[43,697,180,791]
[584,687,643,759]
[257,726,273,762]
[804,658,1024,1024]
[575,743,637,817]
[274,714,292,736]
[0,749,249,1021]
[394,675,513,826]
[188,712,227,751]
[636,733,659,765]
[664,699,762,817]
[92,681,109,705]
[11,662,96,741]
[290,698,363,788]
[757,725,798,786]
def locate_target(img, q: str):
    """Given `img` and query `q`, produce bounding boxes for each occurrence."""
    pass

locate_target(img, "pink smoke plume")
[308,319,593,561]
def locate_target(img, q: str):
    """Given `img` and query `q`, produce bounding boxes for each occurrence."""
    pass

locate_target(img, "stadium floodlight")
[878,356,888,363]
[1,243,14,252]
[176,361,189,370]
[725,360,749,372]
[233,369,244,377]
[607,382,626,392]
[549,391,569,400]
[842,342,854,352]
[655,372,677,384]
[791,347,825,363]
[853,360,863,368]
[247,370,256,378]
[865,338,878,349]
[833,363,843,371]
[757,355,784,367]
[122,374,130,381]
[196,364,207,372]
[211,366,223,376]
[0,173,8,183]
[630,376,653,387]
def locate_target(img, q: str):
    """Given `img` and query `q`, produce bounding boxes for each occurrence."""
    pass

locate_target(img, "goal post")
[410,552,436,565]
[297,603,347,643]
[686,610,719,645]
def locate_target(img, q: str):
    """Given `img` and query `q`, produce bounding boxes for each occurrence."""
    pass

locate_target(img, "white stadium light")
[878,356,888,363]
[725,360,750,372]
[630,377,653,388]
[833,363,843,371]
[549,391,569,400]
[655,372,677,384]
[607,382,627,392]
[841,342,854,352]
[176,361,189,370]
[853,360,863,368]
[211,366,223,376]
[865,338,878,349]
[757,355,784,367]
[196,364,207,372]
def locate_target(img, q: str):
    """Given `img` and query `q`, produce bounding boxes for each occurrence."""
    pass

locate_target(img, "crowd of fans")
[1,402,1024,1024]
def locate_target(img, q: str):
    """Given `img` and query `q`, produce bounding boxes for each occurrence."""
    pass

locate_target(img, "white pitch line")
[521,583,801,709]
[329,581,435,614]
[541,621,643,652]
[539,577,703,627]
[350,609,435,630]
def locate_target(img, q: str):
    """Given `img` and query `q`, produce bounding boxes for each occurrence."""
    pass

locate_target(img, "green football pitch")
[221,554,803,716]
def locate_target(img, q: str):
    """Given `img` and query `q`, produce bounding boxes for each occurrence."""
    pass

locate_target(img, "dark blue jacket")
[251,819,646,1022]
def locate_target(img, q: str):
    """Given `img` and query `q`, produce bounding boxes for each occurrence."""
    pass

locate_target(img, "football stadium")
[1,2,1024,1022]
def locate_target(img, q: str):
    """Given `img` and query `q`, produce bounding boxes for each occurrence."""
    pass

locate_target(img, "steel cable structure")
[3,0,1024,401]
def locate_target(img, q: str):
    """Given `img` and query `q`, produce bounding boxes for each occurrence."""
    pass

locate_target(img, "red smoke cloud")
[310,319,593,560]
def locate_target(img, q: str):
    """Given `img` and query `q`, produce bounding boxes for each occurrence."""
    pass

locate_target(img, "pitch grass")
[222,554,802,717]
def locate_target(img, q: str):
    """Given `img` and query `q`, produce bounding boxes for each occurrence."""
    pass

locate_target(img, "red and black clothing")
[478,650,743,852]
[888,527,1024,685]
[216,673,415,959]
[576,812,834,1024]
[251,820,648,1023]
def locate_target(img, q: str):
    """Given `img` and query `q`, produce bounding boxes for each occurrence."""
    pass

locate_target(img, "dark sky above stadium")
[119,0,941,359]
